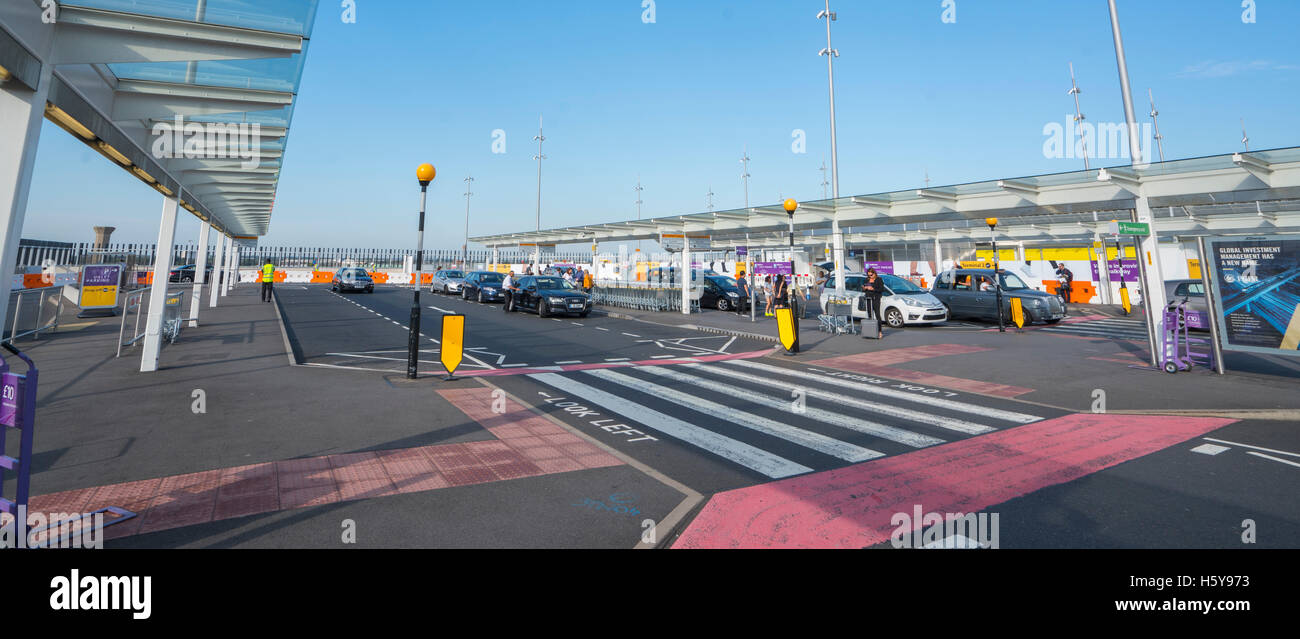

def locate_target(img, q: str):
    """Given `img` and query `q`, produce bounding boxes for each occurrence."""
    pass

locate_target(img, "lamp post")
[463,175,473,268]
[785,198,800,350]
[987,217,1004,333]
[409,163,435,379]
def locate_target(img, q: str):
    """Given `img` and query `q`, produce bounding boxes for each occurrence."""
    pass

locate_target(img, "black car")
[461,271,508,303]
[930,268,1065,324]
[331,267,374,293]
[702,275,747,311]
[508,275,591,317]
[168,264,213,282]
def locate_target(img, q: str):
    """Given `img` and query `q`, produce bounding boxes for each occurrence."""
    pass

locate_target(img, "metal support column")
[140,196,180,372]
[0,63,52,340]
[189,220,210,326]
[208,232,225,307]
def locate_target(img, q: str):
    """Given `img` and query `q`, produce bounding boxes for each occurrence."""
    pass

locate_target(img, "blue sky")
[22,0,1300,249]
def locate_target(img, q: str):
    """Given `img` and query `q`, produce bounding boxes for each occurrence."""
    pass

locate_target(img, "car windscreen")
[707,276,737,289]
[880,274,923,294]
[535,277,574,290]
[999,273,1030,290]
[341,269,368,278]
[443,271,464,278]
[477,273,504,284]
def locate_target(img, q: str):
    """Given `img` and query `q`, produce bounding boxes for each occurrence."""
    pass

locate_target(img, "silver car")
[431,269,466,295]
[818,272,949,327]
[1166,279,1209,330]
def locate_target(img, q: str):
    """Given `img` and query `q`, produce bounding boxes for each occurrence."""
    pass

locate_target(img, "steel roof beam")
[51,5,302,66]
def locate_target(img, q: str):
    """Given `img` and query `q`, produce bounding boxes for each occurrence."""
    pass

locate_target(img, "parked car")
[331,267,374,293]
[168,264,212,283]
[431,269,466,295]
[702,275,748,312]
[818,272,948,327]
[461,271,507,303]
[1165,279,1209,330]
[509,275,591,318]
[930,268,1065,324]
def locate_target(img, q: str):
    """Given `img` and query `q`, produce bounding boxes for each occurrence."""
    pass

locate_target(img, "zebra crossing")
[525,359,1048,481]
[1040,317,1152,341]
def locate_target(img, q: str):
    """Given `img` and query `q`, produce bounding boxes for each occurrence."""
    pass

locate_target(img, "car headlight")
[548,297,565,304]
[727,292,739,298]
[483,287,496,293]
[902,297,924,307]
[1030,298,1042,307]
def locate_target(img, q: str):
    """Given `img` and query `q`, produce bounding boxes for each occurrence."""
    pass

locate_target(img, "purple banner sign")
[1090,259,1139,283]
[753,261,793,275]
[82,265,120,287]
[736,246,748,257]
[0,373,21,428]
[862,261,895,275]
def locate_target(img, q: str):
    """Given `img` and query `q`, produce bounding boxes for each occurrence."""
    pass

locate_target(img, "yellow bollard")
[440,314,465,380]
[1010,297,1025,329]
[1120,287,1131,315]
[775,307,799,354]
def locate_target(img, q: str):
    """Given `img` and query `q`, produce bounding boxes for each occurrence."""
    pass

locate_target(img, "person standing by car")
[1055,263,1074,306]
[260,259,275,303]
[501,271,517,312]
[862,268,885,339]
[736,275,751,317]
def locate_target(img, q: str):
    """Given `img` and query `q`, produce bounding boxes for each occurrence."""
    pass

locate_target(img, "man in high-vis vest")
[261,260,275,302]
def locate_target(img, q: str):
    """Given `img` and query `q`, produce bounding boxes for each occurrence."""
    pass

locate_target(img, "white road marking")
[727,360,1042,424]
[640,366,945,448]
[604,358,631,362]
[596,327,610,331]
[555,360,583,365]
[428,306,454,314]
[571,322,584,326]
[585,369,882,463]
[651,355,676,359]
[694,364,995,435]
[1246,451,1300,468]
[1203,437,1300,458]
[622,333,641,337]
[501,364,529,368]
[529,373,812,479]
[1190,443,1230,456]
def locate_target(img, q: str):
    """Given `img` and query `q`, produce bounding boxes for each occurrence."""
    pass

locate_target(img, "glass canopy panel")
[108,49,309,93]
[61,0,320,36]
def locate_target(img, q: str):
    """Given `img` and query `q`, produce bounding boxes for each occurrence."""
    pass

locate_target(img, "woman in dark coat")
[861,268,885,339]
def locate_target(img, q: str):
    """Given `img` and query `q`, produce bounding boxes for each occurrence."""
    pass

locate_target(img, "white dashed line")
[555,360,582,365]
[650,355,676,359]
[595,327,609,331]
[604,358,631,362]
[501,364,528,368]
[622,333,640,338]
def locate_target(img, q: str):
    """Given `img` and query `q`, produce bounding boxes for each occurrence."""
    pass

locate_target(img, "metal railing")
[117,289,148,357]
[116,288,193,357]
[3,287,66,344]
[591,282,703,313]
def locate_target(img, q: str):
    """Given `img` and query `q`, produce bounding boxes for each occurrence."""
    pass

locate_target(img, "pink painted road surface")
[810,345,1035,398]
[17,388,621,541]
[672,413,1235,549]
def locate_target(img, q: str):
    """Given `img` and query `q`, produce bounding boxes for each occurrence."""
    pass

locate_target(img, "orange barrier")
[311,271,333,283]
[370,271,389,284]
[1043,280,1096,303]
[21,274,53,289]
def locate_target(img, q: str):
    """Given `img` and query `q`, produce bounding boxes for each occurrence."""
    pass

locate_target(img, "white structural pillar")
[680,242,690,315]
[933,236,943,272]
[140,196,180,372]
[208,232,226,307]
[188,220,210,326]
[1094,233,1113,305]
[222,236,235,295]
[0,64,53,339]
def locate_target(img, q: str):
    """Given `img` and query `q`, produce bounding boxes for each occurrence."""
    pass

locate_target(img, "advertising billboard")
[79,264,124,311]
[1206,236,1300,355]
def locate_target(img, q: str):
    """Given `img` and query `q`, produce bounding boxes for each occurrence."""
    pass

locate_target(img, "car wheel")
[539,302,551,318]
[886,307,905,328]
[579,310,590,318]
[478,290,485,303]
[716,298,731,312]
[366,287,373,294]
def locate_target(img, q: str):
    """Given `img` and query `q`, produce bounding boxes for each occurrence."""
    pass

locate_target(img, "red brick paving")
[24,387,623,542]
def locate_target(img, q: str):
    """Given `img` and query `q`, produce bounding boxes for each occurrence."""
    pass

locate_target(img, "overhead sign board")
[1206,235,1300,356]
[659,234,710,252]
[79,264,124,310]
[1108,221,1150,236]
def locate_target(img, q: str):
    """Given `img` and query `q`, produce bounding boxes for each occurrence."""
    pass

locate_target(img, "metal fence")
[2,288,66,343]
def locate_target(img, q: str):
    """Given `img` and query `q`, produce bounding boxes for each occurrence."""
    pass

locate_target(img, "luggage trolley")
[1160,299,1213,374]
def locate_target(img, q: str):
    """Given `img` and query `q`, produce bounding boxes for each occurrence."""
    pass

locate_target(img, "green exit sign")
[1109,221,1150,236]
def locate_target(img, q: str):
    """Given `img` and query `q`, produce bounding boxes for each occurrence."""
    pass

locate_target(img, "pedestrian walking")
[763,276,774,316]
[260,259,275,302]
[861,268,885,339]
